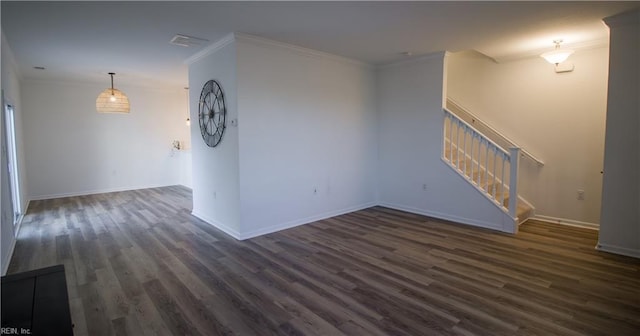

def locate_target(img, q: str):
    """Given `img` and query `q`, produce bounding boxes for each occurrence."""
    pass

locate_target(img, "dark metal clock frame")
[198,80,226,147]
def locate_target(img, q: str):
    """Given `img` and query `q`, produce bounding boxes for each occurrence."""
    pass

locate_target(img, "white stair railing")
[446,98,543,166]
[443,109,520,219]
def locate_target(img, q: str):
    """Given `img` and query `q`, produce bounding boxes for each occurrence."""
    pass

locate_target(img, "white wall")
[188,40,241,235]
[235,34,378,238]
[1,32,27,274]
[178,150,192,189]
[598,9,640,258]
[21,80,189,200]
[377,54,514,233]
[446,48,609,227]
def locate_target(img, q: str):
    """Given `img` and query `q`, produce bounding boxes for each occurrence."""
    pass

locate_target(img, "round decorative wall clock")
[198,80,226,147]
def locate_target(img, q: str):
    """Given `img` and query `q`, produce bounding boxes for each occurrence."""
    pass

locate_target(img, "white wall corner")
[185,32,236,65]
[1,31,23,81]
[596,242,640,259]
[603,8,640,28]
[191,210,243,240]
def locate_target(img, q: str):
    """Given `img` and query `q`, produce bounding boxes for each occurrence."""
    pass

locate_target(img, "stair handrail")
[446,98,544,167]
[444,108,509,156]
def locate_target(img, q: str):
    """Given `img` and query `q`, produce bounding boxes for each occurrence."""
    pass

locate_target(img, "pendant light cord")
[109,72,115,95]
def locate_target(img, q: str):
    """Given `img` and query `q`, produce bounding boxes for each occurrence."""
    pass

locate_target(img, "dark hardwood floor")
[7,186,640,335]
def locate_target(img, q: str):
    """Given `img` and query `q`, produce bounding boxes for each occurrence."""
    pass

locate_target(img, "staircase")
[442,99,539,230]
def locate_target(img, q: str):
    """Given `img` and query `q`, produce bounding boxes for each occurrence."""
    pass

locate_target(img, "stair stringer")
[440,156,519,233]
[442,138,535,229]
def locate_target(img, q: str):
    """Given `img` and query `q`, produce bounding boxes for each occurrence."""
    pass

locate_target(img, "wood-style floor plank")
[7,186,640,335]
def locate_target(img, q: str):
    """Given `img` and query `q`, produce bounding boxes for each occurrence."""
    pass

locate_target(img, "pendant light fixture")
[540,40,574,65]
[96,72,130,113]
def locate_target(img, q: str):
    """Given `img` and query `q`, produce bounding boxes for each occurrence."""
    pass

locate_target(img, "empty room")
[1,1,639,335]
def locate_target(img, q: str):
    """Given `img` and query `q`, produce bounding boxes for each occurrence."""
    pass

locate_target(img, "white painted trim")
[441,156,512,218]
[186,32,371,68]
[2,236,17,276]
[446,99,544,166]
[29,183,183,201]
[1,204,27,276]
[185,33,235,65]
[377,51,446,69]
[234,32,371,68]
[21,78,186,91]
[236,201,377,240]
[378,201,512,233]
[532,215,599,230]
[191,211,243,240]
[603,9,640,28]
[193,202,376,240]
[596,243,640,259]
[13,211,26,240]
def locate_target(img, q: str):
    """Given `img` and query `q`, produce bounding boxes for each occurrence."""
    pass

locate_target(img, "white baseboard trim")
[237,201,378,240]
[2,236,17,276]
[193,201,377,241]
[596,242,640,259]
[532,215,599,230]
[378,202,511,233]
[191,211,243,240]
[2,207,27,276]
[29,183,183,200]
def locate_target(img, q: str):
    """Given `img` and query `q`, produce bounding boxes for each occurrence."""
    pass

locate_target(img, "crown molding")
[603,8,640,28]
[186,32,371,69]
[234,32,371,68]
[377,51,447,70]
[184,33,235,65]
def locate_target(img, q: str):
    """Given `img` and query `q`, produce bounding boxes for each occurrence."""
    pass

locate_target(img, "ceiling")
[2,1,638,89]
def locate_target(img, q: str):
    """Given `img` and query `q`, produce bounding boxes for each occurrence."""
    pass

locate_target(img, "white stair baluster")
[484,141,490,193]
[469,130,475,183]
[455,119,461,169]
[501,153,506,209]
[492,147,498,200]
[463,125,468,175]
[508,147,521,218]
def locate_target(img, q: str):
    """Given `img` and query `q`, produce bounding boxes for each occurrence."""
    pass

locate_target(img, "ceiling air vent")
[170,34,208,47]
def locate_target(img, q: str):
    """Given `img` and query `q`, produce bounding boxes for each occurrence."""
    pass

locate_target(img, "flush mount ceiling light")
[96,72,130,113]
[541,40,574,65]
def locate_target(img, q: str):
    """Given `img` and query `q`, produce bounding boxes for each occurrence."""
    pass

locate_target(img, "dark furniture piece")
[1,265,74,335]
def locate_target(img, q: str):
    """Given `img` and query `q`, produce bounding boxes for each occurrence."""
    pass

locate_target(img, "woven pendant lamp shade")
[96,73,130,113]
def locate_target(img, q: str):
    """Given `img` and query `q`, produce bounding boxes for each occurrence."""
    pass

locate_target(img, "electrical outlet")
[422,184,428,191]
[313,187,318,195]
[577,190,585,200]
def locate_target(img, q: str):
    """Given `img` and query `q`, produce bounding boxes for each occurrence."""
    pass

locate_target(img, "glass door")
[4,103,21,224]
